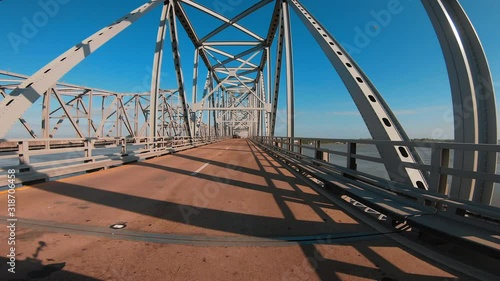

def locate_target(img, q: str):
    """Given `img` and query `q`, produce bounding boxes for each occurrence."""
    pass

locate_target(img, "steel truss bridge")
[0,1,499,280]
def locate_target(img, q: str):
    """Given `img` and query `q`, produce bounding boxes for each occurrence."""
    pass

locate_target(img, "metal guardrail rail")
[259,136,500,203]
[0,136,224,186]
[253,136,500,256]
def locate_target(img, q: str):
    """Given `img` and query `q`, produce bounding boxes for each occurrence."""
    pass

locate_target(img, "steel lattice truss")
[0,71,195,139]
[0,0,497,203]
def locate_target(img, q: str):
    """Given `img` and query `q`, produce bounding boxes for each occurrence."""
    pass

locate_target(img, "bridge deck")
[0,139,468,280]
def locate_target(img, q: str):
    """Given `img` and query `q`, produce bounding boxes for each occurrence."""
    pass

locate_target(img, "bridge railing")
[255,136,500,207]
[254,136,500,255]
[0,135,222,186]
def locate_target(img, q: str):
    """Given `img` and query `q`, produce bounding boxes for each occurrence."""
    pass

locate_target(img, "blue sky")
[1,0,499,139]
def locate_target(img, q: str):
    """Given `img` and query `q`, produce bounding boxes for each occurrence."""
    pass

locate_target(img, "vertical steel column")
[115,98,121,137]
[260,74,266,136]
[192,48,200,136]
[270,8,284,137]
[266,48,272,104]
[88,90,93,137]
[209,91,219,136]
[422,0,497,203]
[208,98,211,137]
[134,95,139,137]
[248,97,252,137]
[168,2,193,140]
[150,3,170,138]
[101,97,105,137]
[192,48,199,105]
[282,0,295,138]
[211,75,217,137]
[160,94,165,136]
[42,90,50,138]
[265,49,271,136]
[220,91,224,136]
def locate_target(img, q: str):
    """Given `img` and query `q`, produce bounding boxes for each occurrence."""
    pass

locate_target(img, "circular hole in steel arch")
[382,118,392,127]
[398,147,409,158]
[416,181,426,189]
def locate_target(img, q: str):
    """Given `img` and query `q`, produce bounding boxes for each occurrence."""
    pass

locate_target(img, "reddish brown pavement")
[0,139,468,280]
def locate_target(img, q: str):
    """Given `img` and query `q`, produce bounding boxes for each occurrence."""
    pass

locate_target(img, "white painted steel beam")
[270,7,284,137]
[288,0,428,188]
[168,2,193,139]
[150,3,171,138]
[422,0,497,204]
[282,0,295,138]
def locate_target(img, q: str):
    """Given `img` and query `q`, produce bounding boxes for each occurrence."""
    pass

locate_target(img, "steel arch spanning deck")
[0,1,497,201]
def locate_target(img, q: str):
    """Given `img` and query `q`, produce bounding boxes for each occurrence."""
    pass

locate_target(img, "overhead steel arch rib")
[287,0,429,188]
[0,0,164,139]
[421,0,497,203]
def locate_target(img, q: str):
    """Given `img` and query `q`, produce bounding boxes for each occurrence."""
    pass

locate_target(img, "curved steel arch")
[287,0,429,188]
[422,0,497,203]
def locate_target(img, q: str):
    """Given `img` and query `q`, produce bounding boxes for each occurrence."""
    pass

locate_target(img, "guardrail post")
[315,140,320,159]
[430,147,450,195]
[145,138,150,152]
[315,140,329,161]
[84,139,94,163]
[344,142,357,178]
[18,141,30,166]
[120,138,127,154]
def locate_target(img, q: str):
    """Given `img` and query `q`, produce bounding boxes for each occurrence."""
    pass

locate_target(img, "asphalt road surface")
[0,139,467,281]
